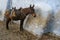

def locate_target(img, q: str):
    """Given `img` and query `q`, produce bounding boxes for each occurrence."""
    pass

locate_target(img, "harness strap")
[10,9,16,17]
[20,9,26,16]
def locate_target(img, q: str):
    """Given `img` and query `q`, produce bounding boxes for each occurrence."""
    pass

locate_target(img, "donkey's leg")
[4,16,6,22]
[20,19,24,31]
[6,19,11,30]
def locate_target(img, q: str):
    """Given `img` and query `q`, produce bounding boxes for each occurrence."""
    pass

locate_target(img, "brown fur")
[4,5,36,31]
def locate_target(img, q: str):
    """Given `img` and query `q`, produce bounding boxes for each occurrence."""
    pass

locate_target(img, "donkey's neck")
[26,13,29,15]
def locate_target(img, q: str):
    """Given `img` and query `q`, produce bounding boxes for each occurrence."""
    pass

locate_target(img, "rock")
[23,5,52,37]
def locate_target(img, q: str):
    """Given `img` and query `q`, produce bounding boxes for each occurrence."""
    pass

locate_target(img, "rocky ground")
[0,21,60,40]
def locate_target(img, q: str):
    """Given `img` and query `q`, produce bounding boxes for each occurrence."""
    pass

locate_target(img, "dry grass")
[0,21,60,40]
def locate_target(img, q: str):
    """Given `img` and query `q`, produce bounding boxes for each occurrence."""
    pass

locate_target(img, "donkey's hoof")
[20,28,24,31]
[6,28,9,30]
[7,29,9,30]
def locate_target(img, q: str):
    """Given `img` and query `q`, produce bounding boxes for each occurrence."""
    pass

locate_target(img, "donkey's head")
[29,5,36,17]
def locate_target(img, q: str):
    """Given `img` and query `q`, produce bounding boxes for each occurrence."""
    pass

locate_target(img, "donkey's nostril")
[32,14,36,17]
[34,15,36,17]
[32,13,36,17]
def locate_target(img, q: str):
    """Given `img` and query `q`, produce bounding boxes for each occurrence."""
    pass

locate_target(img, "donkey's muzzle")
[32,13,36,17]
[34,15,36,17]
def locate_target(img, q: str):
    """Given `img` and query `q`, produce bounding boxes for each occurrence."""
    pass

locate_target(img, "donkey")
[4,5,36,31]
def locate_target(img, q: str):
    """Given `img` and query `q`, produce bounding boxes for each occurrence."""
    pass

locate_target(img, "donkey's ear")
[33,4,35,8]
[19,7,22,10]
[30,5,31,8]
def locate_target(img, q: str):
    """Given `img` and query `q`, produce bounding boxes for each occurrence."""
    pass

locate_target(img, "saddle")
[11,7,22,17]
[11,9,16,17]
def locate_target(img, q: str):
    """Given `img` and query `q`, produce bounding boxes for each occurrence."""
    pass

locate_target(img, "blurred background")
[0,0,60,40]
